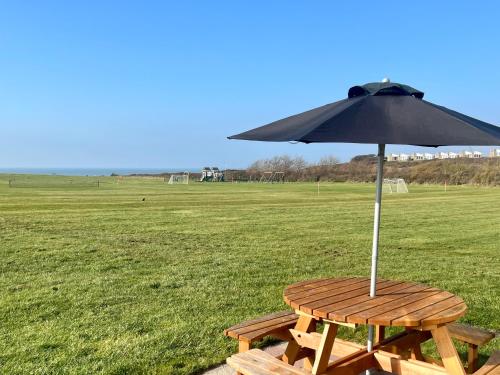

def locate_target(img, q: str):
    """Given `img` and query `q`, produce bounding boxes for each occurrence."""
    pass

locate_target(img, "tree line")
[243,154,500,185]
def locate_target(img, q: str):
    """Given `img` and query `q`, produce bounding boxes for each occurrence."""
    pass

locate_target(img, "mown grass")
[0,175,498,374]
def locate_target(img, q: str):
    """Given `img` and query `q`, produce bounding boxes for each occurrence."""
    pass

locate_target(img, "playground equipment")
[200,167,224,182]
[259,171,285,183]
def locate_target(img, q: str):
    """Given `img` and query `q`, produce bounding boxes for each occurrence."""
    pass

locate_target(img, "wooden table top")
[284,277,467,328]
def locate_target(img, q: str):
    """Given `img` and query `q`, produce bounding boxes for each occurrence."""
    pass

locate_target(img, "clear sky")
[1,1,499,169]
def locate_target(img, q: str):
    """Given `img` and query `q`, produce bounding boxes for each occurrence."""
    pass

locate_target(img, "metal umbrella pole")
[367,143,385,352]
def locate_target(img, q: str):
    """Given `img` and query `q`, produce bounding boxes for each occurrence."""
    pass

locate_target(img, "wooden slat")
[232,314,299,336]
[284,277,354,296]
[447,323,495,346]
[288,279,371,310]
[473,350,500,375]
[352,288,443,325]
[227,349,307,375]
[284,278,325,291]
[327,283,430,323]
[284,277,368,300]
[331,338,365,358]
[392,297,465,326]
[225,311,297,337]
[227,357,271,375]
[324,351,376,375]
[284,334,365,360]
[420,303,468,326]
[244,320,300,341]
[301,281,402,318]
[244,349,307,375]
[315,281,415,319]
[378,330,432,356]
[374,351,448,375]
[284,278,367,305]
[365,290,450,326]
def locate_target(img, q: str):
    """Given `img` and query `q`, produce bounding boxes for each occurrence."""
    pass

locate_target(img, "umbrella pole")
[367,143,385,352]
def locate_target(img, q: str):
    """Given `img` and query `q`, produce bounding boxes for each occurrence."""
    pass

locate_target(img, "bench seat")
[227,348,307,375]
[448,323,496,373]
[448,323,495,346]
[224,311,299,352]
[473,350,499,375]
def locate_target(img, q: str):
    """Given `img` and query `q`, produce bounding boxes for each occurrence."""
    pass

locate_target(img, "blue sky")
[1,1,499,168]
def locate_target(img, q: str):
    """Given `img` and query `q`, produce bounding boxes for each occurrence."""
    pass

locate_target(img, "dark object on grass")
[142,197,146,201]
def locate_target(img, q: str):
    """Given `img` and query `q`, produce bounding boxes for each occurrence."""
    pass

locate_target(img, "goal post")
[382,178,408,193]
[168,173,189,185]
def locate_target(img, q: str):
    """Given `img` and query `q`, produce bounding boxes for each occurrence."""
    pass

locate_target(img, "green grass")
[0,175,498,374]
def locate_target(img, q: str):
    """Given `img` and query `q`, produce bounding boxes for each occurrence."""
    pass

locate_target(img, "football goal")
[168,173,189,184]
[383,178,408,193]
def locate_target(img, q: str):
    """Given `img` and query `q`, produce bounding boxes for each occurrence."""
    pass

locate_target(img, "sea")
[0,168,199,176]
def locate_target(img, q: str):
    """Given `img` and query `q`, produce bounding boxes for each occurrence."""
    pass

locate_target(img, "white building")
[387,153,399,161]
[411,153,424,161]
[489,148,500,157]
[461,151,473,158]
[399,153,410,161]
[448,152,459,159]
[435,152,449,159]
[473,151,482,158]
[424,153,434,160]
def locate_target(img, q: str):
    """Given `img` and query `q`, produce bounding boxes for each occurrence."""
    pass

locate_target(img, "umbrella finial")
[382,77,390,83]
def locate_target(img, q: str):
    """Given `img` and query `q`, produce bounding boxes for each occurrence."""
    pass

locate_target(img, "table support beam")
[312,322,338,375]
[283,315,316,365]
[431,325,466,375]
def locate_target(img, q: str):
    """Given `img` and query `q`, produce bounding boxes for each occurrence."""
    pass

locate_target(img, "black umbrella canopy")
[229,82,500,146]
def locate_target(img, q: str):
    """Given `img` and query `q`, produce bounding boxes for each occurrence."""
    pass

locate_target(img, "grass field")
[0,174,498,374]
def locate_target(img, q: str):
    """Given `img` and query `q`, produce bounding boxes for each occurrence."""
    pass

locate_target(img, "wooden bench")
[224,311,300,352]
[473,350,500,375]
[228,349,500,375]
[377,322,495,373]
[225,312,496,373]
[227,348,307,375]
[448,323,496,373]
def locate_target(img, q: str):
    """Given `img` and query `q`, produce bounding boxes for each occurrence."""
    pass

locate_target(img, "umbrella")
[228,79,500,351]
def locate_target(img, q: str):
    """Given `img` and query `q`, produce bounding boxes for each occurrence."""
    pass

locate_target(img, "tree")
[318,155,340,166]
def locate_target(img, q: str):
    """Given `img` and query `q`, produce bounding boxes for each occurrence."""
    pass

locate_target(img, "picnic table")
[282,277,468,375]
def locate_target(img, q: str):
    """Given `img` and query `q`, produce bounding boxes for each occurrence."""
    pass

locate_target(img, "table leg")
[431,325,466,375]
[467,344,478,374]
[312,322,338,375]
[410,342,425,361]
[303,320,317,370]
[283,314,316,365]
[375,325,385,344]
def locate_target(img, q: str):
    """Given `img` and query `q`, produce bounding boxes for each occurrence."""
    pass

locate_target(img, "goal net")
[383,178,408,193]
[168,174,189,184]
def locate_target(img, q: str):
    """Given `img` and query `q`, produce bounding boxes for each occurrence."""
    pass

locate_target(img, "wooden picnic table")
[282,277,468,375]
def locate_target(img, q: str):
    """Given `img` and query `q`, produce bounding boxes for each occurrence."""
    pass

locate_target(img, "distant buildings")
[386,149,497,162]
[399,153,410,161]
[489,148,500,157]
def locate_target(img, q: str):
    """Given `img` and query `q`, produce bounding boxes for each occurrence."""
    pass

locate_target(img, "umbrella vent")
[348,82,424,99]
